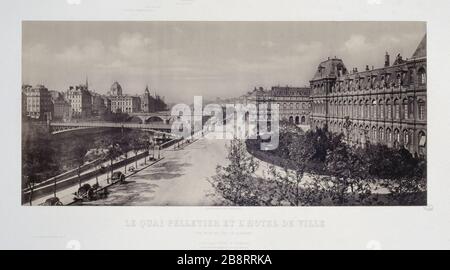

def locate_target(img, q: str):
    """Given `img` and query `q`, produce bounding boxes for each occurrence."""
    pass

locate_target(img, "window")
[359,100,364,118]
[364,100,369,118]
[394,99,400,119]
[394,129,400,145]
[418,68,426,84]
[379,100,384,119]
[418,100,426,120]
[397,73,402,86]
[379,128,384,141]
[343,101,347,117]
[403,130,410,145]
[372,100,377,119]
[403,99,409,119]
[387,128,392,142]
[419,131,426,147]
[386,99,392,119]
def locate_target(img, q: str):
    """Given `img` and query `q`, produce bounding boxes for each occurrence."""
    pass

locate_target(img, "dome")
[110,81,122,96]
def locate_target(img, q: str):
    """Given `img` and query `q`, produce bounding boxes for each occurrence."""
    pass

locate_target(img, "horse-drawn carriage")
[73,183,108,202]
[40,197,63,206]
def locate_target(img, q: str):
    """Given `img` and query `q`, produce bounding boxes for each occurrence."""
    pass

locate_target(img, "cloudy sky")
[22,21,425,103]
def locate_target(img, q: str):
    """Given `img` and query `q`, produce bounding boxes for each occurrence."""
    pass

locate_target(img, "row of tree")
[211,121,426,206]
[23,129,157,204]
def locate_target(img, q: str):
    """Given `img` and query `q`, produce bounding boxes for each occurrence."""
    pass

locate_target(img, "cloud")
[112,32,154,59]
[55,40,105,64]
[343,35,370,51]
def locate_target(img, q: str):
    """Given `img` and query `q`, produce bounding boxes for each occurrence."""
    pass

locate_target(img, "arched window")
[387,128,392,143]
[418,99,426,120]
[418,131,426,156]
[372,127,377,142]
[394,129,400,146]
[396,73,402,87]
[418,67,426,85]
[372,100,377,119]
[364,100,369,118]
[379,99,384,119]
[403,98,409,119]
[386,99,392,119]
[394,99,400,119]
[403,129,410,146]
[359,100,363,118]
[379,127,384,142]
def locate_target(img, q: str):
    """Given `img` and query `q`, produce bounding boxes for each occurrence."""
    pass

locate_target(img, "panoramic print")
[22,21,427,206]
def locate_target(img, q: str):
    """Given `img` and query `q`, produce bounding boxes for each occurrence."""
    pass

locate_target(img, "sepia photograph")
[21,21,427,207]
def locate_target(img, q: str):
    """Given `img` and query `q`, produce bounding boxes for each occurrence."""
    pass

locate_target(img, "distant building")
[140,85,167,112]
[53,95,72,121]
[23,84,53,120]
[309,35,426,157]
[140,86,152,112]
[90,92,108,116]
[103,97,111,113]
[107,81,141,114]
[65,84,92,118]
[271,86,311,125]
[246,85,311,126]
[21,88,27,118]
[108,81,123,96]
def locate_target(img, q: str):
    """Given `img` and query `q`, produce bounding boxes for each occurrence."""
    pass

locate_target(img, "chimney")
[366,65,369,71]
[384,52,390,67]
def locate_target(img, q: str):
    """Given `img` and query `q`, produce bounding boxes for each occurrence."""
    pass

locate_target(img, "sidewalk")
[25,150,165,206]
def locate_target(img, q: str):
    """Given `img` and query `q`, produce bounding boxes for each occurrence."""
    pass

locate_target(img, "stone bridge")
[128,111,175,124]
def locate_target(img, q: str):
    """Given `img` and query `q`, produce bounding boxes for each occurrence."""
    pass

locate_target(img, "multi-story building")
[108,81,123,96]
[53,95,72,121]
[65,84,92,118]
[22,89,27,118]
[107,81,141,114]
[90,92,108,116]
[103,97,111,113]
[140,85,167,113]
[23,84,53,120]
[246,86,311,125]
[271,86,311,125]
[309,35,426,157]
[140,86,152,112]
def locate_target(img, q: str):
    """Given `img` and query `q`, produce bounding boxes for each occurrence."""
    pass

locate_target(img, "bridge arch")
[145,116,166,123]
[128,116,145,124]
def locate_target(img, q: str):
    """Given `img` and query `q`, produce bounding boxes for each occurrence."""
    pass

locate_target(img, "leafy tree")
[381,175,426,205]
[73,144,89,188]
[129,130,148,168]
[105,141,121,183]
[117,134,131,173]
[210,138,259,205]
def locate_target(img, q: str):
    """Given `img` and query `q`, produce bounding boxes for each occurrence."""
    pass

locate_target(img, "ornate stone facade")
[246,86,311,130]
[309,35,426,157]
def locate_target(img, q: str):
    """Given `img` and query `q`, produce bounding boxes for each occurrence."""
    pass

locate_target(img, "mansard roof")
[312,58,348,81]
[271,86,310,96]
